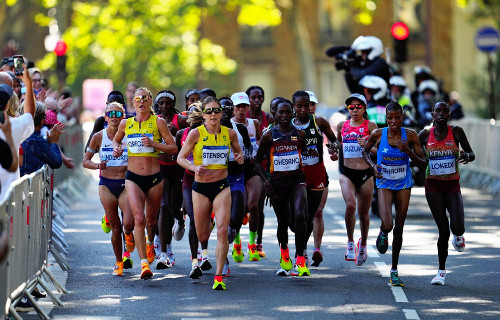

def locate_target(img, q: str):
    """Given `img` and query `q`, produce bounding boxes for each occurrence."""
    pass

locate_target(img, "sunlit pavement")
[24,160,500,320]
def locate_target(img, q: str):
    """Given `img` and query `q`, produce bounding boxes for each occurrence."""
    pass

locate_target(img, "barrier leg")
[52,234,69,253]
[42,265,68,294]
[8,305,23,320]
[50,245,71,271]
[23,289,50,320]
[37,276,63,306]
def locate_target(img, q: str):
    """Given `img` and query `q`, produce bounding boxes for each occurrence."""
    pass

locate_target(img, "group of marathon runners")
[83,84,474,290]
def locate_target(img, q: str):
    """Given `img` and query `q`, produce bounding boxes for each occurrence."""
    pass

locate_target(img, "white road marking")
[374,261,389,277]
[368,245,380,258]
[388,284,409,302]
[402,309,420,320]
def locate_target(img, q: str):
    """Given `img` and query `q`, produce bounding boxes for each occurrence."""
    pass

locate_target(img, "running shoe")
[452,235,465,252]
[256,244,266,258]
[232,243,244,263]
[156,252,172,270]
[173,219,185,241]
[276,268,291,276]
[390,271,404,287]
[101,214,111,233]
[200,257,212,271]
[222,258,230,277]
[355,238,367,266]
[311,249,323,267]
[248,244,260,261]
[242,212,249,225]
[123,251,133,269]
[124,232,135,253]
[345,242,355,261]
[291,259,310,277]
[280,249,293,271]
[376,230,389,254]
[166,244,176,266]
[140,262,153,280]
[431,270,446,285]
[15,296,35,312]
[146,241,156,264]
[113,261,124,276]
[154,234,160,256]
[190,264,203,279]
[212,276,226,290]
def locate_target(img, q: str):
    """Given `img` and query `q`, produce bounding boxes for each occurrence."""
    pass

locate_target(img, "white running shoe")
[345,241,355,261]
[431,270,446,285]
[276,268,291,276]
[173,219,185,241]
[452,235,465,252]
[156,252,172,270]
[222,258,230,277]
[200,257,212,271]
[189,264,202,279]
[166,244,176,265]
[154,235,160,257]
[355,238,367,266]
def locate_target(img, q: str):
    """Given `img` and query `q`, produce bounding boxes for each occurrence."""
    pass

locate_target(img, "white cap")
[418,80,439,93]
[306,91,318,103]
[231,92,250,106]
[389,75,407,87]
[351,36,384,60]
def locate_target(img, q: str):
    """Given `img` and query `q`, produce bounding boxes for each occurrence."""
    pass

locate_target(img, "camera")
[325,46,360,71]
[13,55,23,76]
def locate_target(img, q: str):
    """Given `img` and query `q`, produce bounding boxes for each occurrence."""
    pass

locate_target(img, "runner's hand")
[372,164,383,178]
[141,134,154,147]
[194,164,208,176]
[458,150,470,164]
[113,146,123,157]
[234,152,244,165]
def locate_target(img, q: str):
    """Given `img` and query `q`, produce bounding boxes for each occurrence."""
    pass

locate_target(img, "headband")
[155,92,175,104]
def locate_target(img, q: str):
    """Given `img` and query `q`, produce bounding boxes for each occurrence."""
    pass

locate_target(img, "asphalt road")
[24,161,500,319]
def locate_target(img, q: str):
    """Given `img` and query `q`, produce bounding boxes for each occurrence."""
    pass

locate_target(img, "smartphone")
[13,55,23,76]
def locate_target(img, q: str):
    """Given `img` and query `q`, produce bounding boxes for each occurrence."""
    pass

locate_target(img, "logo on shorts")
[318,182,324,188]
[362,175,367,181]
[220,184,224,189]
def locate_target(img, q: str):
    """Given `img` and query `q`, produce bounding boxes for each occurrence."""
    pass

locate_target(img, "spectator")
[449,91,464,120]
[20,102,63,176]
[0,56,14,72]
[0,62,35,203]
[416,79,439,127]
[125,81,138,114]
[0,111,18,174]
[28,67,43,95]
[0,71,13,87]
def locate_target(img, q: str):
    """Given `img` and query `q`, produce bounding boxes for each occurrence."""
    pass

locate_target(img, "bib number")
[381,163,406,180]
[273,151,301,171]
[202,146,229,166]
[302,145,319,166]
[343,140,362,158]
[429,156,456,175]
[127,133,154,154]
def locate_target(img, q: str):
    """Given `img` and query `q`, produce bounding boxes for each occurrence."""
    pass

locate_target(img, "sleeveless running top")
[170,114,179,130]
[292,114,323,166]
[181,128,195,164]
[124,115,162,157]
[341,119,370,159]
[229,120,246,161]
[247,110,268,133]
[376,127,413,190]
[269,126,303,179]
[99,127,128,166]
[193,125,231,169]
[426,126,459,180]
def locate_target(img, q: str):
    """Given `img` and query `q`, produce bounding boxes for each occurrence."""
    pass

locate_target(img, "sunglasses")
[221,104,234,110]
[133,95,152,102]
[203,107,222,115]
[106,110,124,118]
[346,104,364,110]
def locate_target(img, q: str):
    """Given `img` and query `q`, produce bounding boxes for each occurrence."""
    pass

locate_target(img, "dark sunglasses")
[106,110,124,118]
[346,104,364,110]
[203,107,222,115]
[221,104,234,110]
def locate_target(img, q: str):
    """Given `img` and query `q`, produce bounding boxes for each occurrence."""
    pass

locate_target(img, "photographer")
[327,36,390,94]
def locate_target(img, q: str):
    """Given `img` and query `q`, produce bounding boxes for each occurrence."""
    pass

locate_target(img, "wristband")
[87,147,96,153]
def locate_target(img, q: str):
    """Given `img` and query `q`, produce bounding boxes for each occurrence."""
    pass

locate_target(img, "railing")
[453,118,500,195]
[0,123,89,319]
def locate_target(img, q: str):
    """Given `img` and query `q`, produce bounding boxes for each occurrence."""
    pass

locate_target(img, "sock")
[390,269,398,273]
[280,246,289,259]
[141,258,148,265]
[202,249,208,259]
[214,275,222,282]
[234,232,241,245]
[438,269,446,276]
[249,231,257,245]
[192,258,198,267]
[314,247,320,252]
[347,241,354,249]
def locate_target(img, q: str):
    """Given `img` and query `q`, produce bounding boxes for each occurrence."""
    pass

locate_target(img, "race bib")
[429,156,456,175]
[101,147,128,166]
[273,151,301,171]
[343,140,363,158]
[302,145,319,166]
[127,133,154,154]
[381,163,407,180]
[202,146,229,165]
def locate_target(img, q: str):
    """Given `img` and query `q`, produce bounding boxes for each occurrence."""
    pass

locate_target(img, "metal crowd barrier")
[0,123,90,319]
[452,118,500,195]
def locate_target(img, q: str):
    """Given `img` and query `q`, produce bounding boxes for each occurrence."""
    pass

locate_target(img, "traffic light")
[54,40,68,84]
[391,22,409,63]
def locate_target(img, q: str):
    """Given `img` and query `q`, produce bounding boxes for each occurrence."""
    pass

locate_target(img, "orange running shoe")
[124,232,135,253]
[146,242,156,264]
[140,262,153,279]
[113,261,124,276]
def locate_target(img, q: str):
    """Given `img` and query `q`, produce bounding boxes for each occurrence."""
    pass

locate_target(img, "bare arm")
[82,131,105,170]
[229,128,244,164]
[150,117,177,154]
[362,128,382,178]
[112,119,126,158]
[453,126,475,164]
[20,63,35,117]
[396,129,427,168]
[0,112,18,172]
[254,131,272,182]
